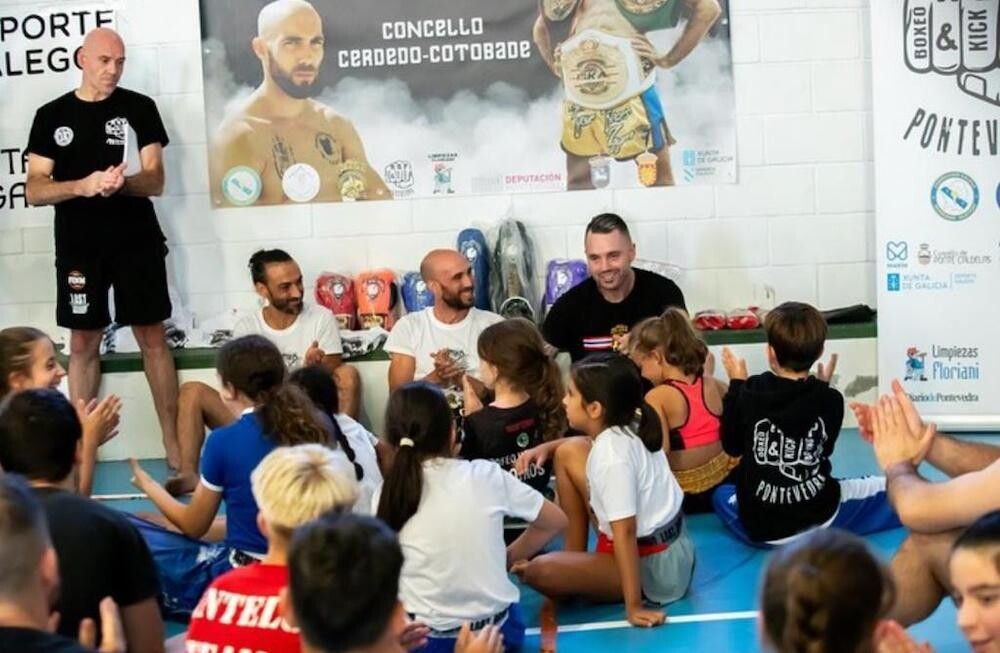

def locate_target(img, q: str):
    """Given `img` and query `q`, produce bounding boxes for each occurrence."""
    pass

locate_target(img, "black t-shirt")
[720,373,844,542]
[542,268,686,361]
[462,400,552,493]
[26,87,169,255]
[0,628,90,653]
[34,487,159,641]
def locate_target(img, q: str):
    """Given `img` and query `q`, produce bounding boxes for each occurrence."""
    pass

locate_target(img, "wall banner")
[199,0,737,206]
[872,0,1000,429]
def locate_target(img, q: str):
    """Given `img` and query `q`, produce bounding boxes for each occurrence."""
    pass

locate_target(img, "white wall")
[0,0,876,343]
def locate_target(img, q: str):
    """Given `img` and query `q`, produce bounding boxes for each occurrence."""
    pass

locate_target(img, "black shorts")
[55,240,171,330]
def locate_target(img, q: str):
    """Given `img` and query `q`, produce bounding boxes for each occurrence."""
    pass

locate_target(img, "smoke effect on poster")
[199,0,737,207]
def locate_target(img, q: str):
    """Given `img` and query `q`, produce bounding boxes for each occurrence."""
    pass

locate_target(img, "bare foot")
[164,473,199,497]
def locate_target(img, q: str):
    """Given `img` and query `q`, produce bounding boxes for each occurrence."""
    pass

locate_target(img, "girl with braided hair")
[761,528,899,653]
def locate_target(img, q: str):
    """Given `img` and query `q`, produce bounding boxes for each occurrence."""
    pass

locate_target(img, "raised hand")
[849,401,874,443]
[721,347,748,381]
[79,597,126,653]
[872,395,937,471]
[462,375,484,415]
[816,353,839,383]
[77,395,122,449]
[128,458,155,492]
[875,619,934,653]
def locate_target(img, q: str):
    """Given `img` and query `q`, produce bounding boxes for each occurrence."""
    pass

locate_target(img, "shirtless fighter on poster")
[210,0,391,205]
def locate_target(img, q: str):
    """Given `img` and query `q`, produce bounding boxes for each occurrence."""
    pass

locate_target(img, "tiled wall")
[0,0,876,341]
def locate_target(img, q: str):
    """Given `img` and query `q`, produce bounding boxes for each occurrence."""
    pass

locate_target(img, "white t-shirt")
[373,458,544,630]
[384,307,503,380]
[586,425,683,539]
[334,414,383,515]
[233,303,343,370]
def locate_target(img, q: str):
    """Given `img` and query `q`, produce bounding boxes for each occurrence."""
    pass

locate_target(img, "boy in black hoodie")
[712,302,900,546]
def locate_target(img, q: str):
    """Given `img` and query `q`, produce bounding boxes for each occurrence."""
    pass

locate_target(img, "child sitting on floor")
[512,353,694,628]
[462,318,567,495]
[184,444,422,653]
[714,301,900,546]
[289,365,383,513]
[629,308,738,513]
[129,335,332,615]
[376,382,566,652]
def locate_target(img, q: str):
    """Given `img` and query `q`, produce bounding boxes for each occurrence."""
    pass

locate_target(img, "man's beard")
[270,296,304,315]
[441,288,474,310]
[268,54,320,99]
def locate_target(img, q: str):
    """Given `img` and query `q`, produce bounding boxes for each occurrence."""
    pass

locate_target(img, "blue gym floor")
[93,429,991,652]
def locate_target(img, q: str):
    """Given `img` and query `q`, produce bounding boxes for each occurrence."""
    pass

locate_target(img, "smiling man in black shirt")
[542,213,686,361]
[24,27,180,471]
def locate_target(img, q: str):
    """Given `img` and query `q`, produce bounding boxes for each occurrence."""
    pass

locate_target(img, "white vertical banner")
[872,0,1000,429]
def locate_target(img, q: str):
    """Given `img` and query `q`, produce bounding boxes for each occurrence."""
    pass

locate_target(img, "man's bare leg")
[566,152,594,191]
[889,530,960,625]
[334,364,361,419]
[132,323,180,471]
[68,329,103,404]
[165,381,235,496]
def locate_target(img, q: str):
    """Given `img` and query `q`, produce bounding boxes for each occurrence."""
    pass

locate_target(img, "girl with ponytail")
[376,382,566,652]
[462,318,567,497]
[629,307,738,514]
[512,353,694,628]
[129,335,333,613]
[289,365,383,514]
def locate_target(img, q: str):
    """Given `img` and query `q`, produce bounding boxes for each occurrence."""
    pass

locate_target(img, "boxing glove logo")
[904,0,1000,107]
[752,418,827,483]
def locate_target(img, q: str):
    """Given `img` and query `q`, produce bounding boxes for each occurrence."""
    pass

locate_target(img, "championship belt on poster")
[560,29,655,110]
[337,159,367,201]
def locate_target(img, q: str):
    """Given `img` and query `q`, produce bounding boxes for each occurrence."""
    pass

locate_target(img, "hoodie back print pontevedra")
[720,372,844,542]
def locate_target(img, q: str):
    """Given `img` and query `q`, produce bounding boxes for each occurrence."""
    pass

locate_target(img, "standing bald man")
[385,249,503,394]
[210,0,390,205]
[25,27,180,470]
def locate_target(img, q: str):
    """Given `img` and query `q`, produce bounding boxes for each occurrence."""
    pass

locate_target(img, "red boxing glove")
[694,310,727,331]
[315,273,357,330]
[355,269,399,330]
[726,308,761,330]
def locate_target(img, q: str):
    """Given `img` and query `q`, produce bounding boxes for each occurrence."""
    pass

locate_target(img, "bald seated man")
[25,27,180,470]
[210,0,390,206]
[385,249,503,393]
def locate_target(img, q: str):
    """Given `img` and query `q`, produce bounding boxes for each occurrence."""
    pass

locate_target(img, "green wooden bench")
[61,320,877,374]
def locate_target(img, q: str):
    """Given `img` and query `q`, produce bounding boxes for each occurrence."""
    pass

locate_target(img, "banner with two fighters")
[198,0,737,206]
